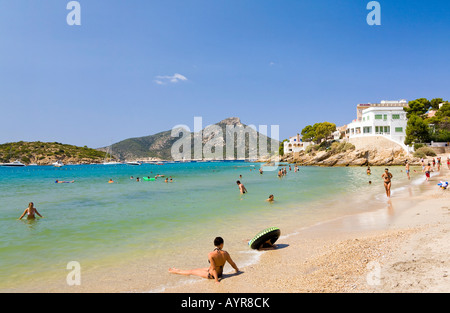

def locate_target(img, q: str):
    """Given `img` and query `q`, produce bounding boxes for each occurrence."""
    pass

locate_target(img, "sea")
[0,161,427,292]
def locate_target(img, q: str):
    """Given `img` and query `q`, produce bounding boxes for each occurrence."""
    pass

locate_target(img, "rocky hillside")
[101,117,279,161]
[0,141,111,165]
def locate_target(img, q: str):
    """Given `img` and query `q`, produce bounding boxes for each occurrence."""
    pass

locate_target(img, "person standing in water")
[381,168,393,198]
[18,202,44,220]
[168,237,239,283]
[405,161,410,180]
[236,180,247,194]
[424,163,432,182]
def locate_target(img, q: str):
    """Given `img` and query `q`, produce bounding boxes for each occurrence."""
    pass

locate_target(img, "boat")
[53,160,64,167]
[102,161,123,165]
[1,160,26,167]
[126,161,141,166]
[102,144,122,165]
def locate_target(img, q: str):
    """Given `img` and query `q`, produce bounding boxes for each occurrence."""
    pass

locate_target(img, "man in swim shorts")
[424,163,432,181]
[236,180,247,194]
[381,168,393,198]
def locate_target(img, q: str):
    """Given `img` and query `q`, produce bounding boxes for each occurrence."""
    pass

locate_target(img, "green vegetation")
[301,122,336,143]
[404,98,450,145]
[413,146,437,158]
[305,141,355,155]
[0,141,106,164]
[279,139,288,156]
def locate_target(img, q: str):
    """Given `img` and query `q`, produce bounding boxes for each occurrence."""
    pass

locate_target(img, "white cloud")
[154,73,188,85]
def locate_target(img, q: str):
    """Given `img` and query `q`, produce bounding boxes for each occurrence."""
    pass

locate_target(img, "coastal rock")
[278,145,421,167]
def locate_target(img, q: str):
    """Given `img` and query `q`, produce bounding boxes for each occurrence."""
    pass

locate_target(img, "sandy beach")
[164,155,450,293]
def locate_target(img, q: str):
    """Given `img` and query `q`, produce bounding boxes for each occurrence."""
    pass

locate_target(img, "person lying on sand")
[169,237,239,283]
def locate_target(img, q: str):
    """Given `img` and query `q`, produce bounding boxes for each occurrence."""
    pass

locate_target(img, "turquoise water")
[0,162,409,292]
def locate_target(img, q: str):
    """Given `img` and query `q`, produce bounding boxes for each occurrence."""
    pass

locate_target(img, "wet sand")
[164,156,450,293]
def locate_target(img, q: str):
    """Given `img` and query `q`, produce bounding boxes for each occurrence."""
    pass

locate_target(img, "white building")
[346,101,409,151]
[283,134,313,155]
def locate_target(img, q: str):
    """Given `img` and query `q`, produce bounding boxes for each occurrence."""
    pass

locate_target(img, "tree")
[405,115,430,145]
[301,125,315,142]
[430,98,444,110]
[279,139,288,156]
[403,98,431,118]
[314,122,336,143]
[301,122,336,143]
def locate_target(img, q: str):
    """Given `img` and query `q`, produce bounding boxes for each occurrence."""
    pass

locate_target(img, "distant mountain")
[100,117,280,161]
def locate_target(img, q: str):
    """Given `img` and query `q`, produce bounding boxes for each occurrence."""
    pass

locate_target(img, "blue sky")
[0,0,449,148]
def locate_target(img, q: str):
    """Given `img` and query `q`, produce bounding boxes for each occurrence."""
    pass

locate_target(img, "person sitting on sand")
[236,180,247,194]
[266,195,274,202]
[258,239,277,250]
[18,202,44,220]
[168,237,239,283]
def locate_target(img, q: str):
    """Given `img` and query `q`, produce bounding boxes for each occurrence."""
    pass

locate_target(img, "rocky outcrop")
[274,146,421,167]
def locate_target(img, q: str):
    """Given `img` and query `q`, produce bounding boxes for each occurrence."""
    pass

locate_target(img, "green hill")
[0,141,110,165]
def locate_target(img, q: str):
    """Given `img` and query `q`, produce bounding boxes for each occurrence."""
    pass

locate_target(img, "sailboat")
[102,144,122,165]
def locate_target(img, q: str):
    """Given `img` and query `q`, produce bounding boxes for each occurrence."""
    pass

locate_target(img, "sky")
[0,0,449,148]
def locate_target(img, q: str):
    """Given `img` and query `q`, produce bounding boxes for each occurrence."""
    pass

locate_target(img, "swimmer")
[236,180,247,194]
[55,180,75,183]
[18,202,44,220]
[108,179,114,184]
[366,166,371,175]
[266,195,274,202]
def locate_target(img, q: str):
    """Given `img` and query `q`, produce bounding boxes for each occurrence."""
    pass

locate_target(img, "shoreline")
[2,159,448,293]
[162,154,450,293]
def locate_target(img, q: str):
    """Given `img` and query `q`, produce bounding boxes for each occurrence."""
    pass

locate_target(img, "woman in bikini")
[169,237,239,283]
[18,202,44,220]
[381,168,393,198]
